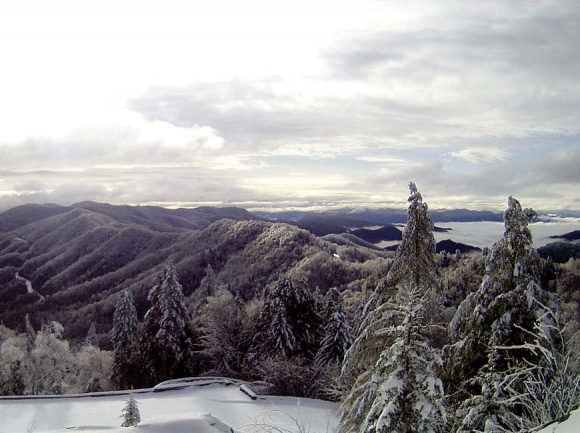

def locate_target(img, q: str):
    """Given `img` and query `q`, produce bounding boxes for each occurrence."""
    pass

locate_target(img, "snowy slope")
[0,379,338,433]
[538,409,580,433]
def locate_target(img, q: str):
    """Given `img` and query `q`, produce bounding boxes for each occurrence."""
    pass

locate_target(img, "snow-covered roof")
[0,379,338,433]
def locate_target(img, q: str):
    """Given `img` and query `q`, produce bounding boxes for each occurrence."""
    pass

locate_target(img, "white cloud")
[356,156,419,167]
[0,1,579,212]
[450,148,511,164]
[0,119,225,171]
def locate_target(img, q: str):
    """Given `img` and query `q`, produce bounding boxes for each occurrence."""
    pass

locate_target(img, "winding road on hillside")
[15,272,45,302]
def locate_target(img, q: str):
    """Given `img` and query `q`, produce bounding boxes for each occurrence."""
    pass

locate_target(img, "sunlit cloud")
[449,148,511,164]
[0,1,579,212]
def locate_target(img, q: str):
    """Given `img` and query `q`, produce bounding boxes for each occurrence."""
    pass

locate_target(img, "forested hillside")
[1,192,580,432]
[0,202,389,341]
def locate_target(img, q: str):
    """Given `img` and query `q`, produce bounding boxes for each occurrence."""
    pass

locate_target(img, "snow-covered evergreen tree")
[84,322,98,348]
[387,182,437,293]
[341,285,446,433]
[269,297,297,359]
[199,264,218,298]
[315,288,353,370]
[340,183,443,433]
[341,183,439,378]
[156,264,190,372]
[252,276,320,360]
[141,264,192,384]
[444,196,562,431]
[191,264,220,311]
[111,289,139,390]
[120,394,141,427]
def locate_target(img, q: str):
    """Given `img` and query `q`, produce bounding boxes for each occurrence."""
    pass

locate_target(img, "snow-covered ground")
[0,379,338,433]
[538,410,580,432]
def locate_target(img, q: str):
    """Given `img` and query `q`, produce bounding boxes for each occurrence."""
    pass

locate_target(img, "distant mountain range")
[0,202,391,340]
[0,201,262,233]
[255,208,504,230]
[4,201,555,339]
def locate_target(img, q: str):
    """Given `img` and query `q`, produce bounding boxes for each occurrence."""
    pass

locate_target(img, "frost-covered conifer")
[111,289,139,390]
[157,265,189,358]
[270,297,297,359]
[315,288,353,370]
[444,197,561,431]
[341,285,446,433]
[120,394,141,427]
[505,309,580,431]
[252,276,320,360]
[199,264,217,298]
[387,182,437,292]
[342,183,439,379]
[340,183,444,433]
[142,264,191,383]
[191,264,219,311]
[84,322,98,348]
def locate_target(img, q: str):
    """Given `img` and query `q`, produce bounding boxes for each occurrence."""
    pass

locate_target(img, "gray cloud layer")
[1,2,579,212]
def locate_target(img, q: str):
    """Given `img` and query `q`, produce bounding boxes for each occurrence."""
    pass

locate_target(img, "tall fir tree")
[141,264,192,385]
[315,288,353,370]
[341,182,439,381]
[444,196,562,432]
[340,182,444,433]
[347,285,446,433]
[252,275,320,360]
[191,264,219,311]
[84,322,98,348]
[111,289,139,390]
[387,182,437,292]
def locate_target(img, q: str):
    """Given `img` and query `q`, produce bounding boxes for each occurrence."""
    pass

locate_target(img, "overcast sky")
[1,1,579,213]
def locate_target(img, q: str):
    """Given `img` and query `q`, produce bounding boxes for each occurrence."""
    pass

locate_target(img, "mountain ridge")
[0,202,388,340]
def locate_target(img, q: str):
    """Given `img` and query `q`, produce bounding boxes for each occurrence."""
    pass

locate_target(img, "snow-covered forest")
[1,183,580,432]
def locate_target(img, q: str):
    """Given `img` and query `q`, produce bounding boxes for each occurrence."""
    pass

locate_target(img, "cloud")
[323,3,580,138]
[532,148,580,185]
[1,2,580,213]
[450,148,510,164]
[0,166,264,212]
[356,156,419,167]
[0,120,225,171]
[128,78,466,158]
[128,2,580,166]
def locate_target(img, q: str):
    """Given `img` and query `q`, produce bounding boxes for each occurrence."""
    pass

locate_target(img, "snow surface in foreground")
[538,409,580,433]
[46,412,233,433]
[0,380,338,433]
